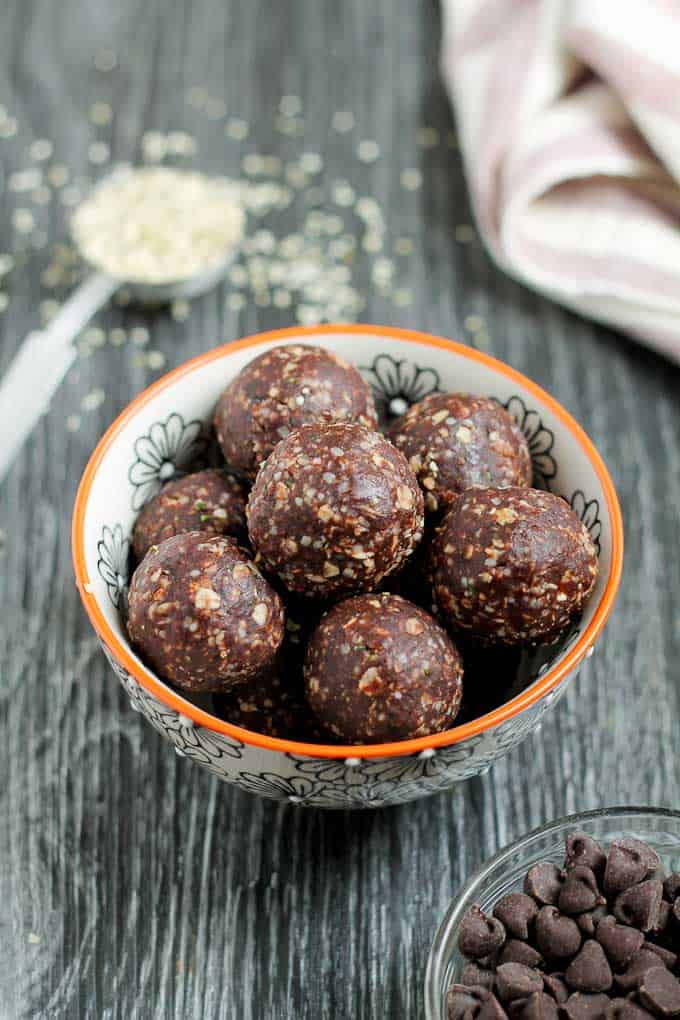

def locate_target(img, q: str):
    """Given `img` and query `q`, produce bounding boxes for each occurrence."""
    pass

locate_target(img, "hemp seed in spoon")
[71,166,245,284]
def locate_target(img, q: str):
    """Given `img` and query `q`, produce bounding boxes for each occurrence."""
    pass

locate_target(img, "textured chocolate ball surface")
[214,343,378,478]
[304,593,464,742]
[213,668,322,740]
[431,487,598,646]
[132,468,248,561]
[127,532,284,692]
[247,421,424,597]
[389,393,531,514]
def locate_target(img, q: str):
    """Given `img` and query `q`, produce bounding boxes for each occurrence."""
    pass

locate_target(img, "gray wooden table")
[1,1,679,1017]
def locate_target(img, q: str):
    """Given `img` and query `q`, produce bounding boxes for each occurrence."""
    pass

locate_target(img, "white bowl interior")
[80,328,615,740]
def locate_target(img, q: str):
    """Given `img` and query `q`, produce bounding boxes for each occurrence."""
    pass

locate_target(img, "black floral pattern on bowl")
[502,395,557,490]
[97,524,130,609]
[570,490,602,555]
[235,773,318,804]
[128,412,208,511]
[359,353,441,419]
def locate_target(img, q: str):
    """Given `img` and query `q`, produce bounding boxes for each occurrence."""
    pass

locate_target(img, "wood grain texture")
[1,0,679,1017]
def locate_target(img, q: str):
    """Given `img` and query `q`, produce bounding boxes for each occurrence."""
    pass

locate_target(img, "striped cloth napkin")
[440,0,680,362]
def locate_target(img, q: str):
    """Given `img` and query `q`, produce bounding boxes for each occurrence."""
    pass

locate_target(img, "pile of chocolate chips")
[448,832,680,1020]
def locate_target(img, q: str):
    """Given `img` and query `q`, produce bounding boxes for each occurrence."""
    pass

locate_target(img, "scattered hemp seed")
[13,209,35,234]
[40,300,60,323]
[81,388,106,411]
[109,328,126,346]
[357,140,380,163]
[89,102,113,126]
[417,126,439,148]
[47,165,69,188]
[146,350,166,370]
[93,49,117,72]
[171,299,190,321]
[226,118,249,140]
[88,141,110,165]
[331,110,355,133]
[279,95,302,117]
[464,314,485,332]
[29,139,53,162]
[130,326,150,347]
[455,224,476,243]
[400,168,422,191]
[394,237,414,256]
[0,117,18,139]
[66,414,81,432]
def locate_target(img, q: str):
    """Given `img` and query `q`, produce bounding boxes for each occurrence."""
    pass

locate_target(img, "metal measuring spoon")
[0,167,244,482]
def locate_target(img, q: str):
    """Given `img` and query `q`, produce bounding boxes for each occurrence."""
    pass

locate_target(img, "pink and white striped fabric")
[440,0,680,362]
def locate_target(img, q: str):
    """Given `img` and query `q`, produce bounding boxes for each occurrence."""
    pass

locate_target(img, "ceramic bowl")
[72,325,623,809]
[424,806,680,1020]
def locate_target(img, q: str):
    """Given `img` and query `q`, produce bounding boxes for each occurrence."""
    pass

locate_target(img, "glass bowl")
[425,807,680,1020]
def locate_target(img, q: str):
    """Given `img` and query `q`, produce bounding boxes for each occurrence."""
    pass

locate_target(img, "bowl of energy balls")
[425,807,680,1020]
[72,325,623,809]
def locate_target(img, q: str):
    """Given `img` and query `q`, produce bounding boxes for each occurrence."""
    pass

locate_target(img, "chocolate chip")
[462,965,498,991]
[596,916,645,970]
[662,874,680,903]
[525,864,564,907]
[577,907,609,937]
[566,834,607,876]
[563,992,611,1020]
[518,992,560,1020]
[649,900,671,938]
[448,985,508,1020]
[560,868,604,916]
[499,941,543,969]
[447,985,489,1020]
[496,964,544,1004]
[459,906,507,959]
[494,894,539,941]
[535,907,582,959]
[542,973,569,1004]
[604,841,660,898]
[565,941,613,993]
[605,1000,656,1020]
[645,942,678,971]
[615,949,668,993]
[614,881,663,933]
[638,967,680,1017]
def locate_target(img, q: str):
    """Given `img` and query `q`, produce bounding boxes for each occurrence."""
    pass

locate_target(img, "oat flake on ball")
[304,593,464,742]
[132,468,248,561]
[389,393,532,514]
[127,532,284,692]
[431,487,598,646]
[247,421,424,597]
[214,343,378,479]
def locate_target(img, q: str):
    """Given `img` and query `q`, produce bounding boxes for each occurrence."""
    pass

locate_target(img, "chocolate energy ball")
[431,487,598,646]
[213,668,320,740]
[304,593,464,742]
[214,343,378,479]
[247,422,424,598]
[132,468,248,561]
[389,393,532,515]
[127,532,284,692]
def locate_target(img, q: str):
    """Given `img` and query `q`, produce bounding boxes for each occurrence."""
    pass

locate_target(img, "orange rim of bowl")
[72,324,624,760]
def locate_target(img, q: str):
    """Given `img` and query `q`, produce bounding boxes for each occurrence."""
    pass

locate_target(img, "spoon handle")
[0,272,119,484]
